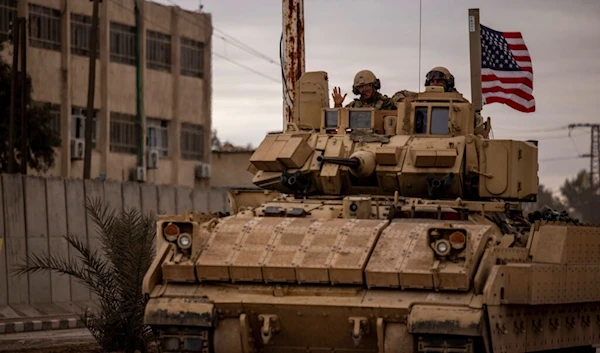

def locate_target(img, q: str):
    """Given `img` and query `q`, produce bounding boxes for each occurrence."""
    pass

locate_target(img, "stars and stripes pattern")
[480,24,535,113]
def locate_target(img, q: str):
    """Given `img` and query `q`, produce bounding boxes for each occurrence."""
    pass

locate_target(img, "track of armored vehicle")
[142,71,600,353]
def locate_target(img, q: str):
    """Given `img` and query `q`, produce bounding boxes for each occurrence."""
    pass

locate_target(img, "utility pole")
[468,8,483,113]
[84,0,100,179]
[568,123,600,188]
[7,18,20,174]
[20,17,27,175]
[134,0,145,172]
[282,0,305,127]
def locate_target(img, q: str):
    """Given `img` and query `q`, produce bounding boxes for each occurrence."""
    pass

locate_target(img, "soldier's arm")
[392,90,418,102]
[382,96,398,110]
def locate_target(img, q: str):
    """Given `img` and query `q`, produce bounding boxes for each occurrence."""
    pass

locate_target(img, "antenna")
[418,0,422,89]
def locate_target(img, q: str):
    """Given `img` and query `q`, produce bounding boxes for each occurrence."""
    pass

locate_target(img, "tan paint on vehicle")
[142,70,600,353]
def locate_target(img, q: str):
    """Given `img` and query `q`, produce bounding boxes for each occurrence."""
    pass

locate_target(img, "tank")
[142,71,600,353]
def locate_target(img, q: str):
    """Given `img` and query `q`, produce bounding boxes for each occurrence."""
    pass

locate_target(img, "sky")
[154,0,600,193]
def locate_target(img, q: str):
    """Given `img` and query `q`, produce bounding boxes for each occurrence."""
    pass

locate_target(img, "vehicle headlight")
[177,233,192,249]
[433,239,451,256]
[437,241,448,253]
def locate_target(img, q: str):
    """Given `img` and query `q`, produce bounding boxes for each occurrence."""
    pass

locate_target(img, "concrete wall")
[210,151,255,188]
[0,173,228,311]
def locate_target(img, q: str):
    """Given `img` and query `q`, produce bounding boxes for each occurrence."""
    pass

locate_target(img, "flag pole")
[468,8,482,112]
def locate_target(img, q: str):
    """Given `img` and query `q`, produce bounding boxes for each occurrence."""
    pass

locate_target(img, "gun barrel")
[317,156,361,169]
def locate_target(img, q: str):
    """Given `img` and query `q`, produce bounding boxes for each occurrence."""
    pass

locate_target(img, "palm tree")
[14,197,157,353]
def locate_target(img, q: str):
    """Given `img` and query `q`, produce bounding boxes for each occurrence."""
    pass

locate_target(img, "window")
[110,112,138,154]
[325,110,338,128]
[71,13,99,57]
[146,30,171,72]
[47,103,61,138]
[110,22,135,66]
[180,37,203,78]
[430,108,450,134]
[71,107,98,149]
[147,118,168,157]
[414,107,428,134]
[0,0,16,44]
[181,123,204,161]
[29,3,61,51]
[349,110,372,129]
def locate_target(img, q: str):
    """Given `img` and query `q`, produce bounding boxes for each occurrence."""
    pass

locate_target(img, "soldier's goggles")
[426,71,447,80]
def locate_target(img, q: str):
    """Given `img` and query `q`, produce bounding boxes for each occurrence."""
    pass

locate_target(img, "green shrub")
[15,197,157,353]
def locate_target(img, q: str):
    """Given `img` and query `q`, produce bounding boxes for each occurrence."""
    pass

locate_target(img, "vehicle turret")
[248,71,539,202]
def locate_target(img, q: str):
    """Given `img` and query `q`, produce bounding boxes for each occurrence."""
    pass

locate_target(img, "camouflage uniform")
[345,91,397,110]
[391,89,419,103]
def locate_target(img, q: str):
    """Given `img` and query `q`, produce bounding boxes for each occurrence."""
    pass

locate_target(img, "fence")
[0,173,229,310]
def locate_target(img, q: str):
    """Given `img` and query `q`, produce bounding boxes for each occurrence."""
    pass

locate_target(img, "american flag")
[480,24,535,113]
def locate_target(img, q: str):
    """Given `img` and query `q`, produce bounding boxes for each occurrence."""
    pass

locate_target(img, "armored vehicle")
[143,71,600,353]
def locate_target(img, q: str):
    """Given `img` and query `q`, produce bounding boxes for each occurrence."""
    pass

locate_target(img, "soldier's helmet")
[352,70,381,95]
[425,66,456,92]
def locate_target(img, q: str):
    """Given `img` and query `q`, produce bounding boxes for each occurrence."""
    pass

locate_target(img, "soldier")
[392,66,461,104]
[424,66,459,93]
[332,70,396,110]
[425,66,483,126]
[391,66,457,104]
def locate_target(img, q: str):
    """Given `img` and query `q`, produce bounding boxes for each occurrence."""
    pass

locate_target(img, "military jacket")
[345,92,396,110]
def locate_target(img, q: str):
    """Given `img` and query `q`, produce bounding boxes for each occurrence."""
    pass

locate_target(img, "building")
[210,142,256,189]
[0,0,212,188]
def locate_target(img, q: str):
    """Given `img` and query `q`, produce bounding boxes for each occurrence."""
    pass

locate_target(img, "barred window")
[110,112,138,154]
[47,103,61,138]
[28,3,61,51]
[147,118,169,157]
[146,30,171,72]
[0,0,16,44]
[71,13,99,57]
[181,123,204,161]
[180,37,203,78]
[110,22,135,66]
[71,106,98,149]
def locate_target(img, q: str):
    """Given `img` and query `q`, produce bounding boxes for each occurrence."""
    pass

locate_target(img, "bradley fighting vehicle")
[142,71,600,353]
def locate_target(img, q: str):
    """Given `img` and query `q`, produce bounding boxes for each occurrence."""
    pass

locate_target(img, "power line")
[213,52,280,83]
[109,0,280,83]
[539,155,586,163]
[493,125,570,134]
[155,0,280,67]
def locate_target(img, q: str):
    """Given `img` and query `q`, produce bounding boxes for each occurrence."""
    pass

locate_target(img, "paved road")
[1,329,599,352]
[0,328,96,352]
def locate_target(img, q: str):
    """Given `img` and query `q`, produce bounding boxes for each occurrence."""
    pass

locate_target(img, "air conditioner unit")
[195,163,211,180]
[147,149,159,169]
[136,166,146,182]
[71,138,85,160]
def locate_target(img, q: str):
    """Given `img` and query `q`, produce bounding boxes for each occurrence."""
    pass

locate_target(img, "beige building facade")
[0,0,212,188]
